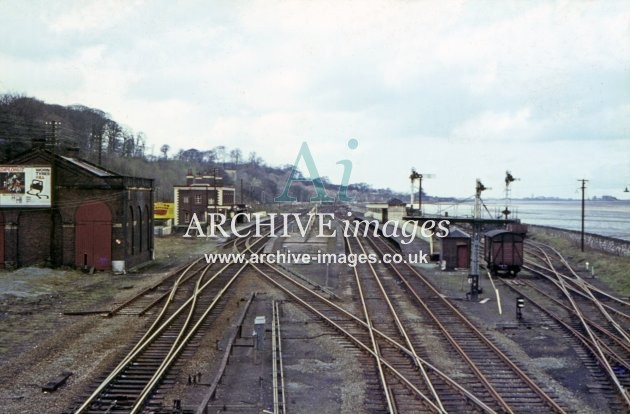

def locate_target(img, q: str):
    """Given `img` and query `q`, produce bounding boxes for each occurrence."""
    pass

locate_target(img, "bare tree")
[229,148,242,165]
[160,144,170,159]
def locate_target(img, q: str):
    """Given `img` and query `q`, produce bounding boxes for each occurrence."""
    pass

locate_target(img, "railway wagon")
[483,229,525,276]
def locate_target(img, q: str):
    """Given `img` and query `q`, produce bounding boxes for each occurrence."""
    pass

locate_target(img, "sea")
[421,199,630,242]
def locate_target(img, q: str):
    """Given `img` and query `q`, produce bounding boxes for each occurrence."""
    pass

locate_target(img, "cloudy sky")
[1,0,628,199]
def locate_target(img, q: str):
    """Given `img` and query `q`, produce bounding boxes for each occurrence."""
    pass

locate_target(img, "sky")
[0,0,628,199]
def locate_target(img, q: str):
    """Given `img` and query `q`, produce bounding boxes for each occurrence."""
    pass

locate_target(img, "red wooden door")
[75,202,111,270]
[457,244,469,268]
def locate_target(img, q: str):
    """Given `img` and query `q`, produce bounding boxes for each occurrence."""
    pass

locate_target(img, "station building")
[364,198,407,222]
[173,170,236,227]
[0,148,154,271]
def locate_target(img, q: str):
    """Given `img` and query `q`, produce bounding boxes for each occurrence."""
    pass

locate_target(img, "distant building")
[173,170,236,227]
[154,202,174,236]
[365,198,407,222]
[0,148,153,271]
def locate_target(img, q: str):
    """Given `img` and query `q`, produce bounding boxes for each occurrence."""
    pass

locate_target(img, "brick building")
[173,170,235,227]
[0,148,154,271]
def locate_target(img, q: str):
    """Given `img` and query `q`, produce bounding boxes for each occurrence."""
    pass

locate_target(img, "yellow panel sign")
[154,202,174,219]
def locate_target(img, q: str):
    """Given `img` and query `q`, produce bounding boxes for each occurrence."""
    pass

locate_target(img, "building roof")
[445,227,470,238]
[387,197,406,206]
[7,148,153,188]
[60,156,117,177]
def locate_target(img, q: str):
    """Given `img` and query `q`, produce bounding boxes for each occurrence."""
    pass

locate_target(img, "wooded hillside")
[0,94,406,203]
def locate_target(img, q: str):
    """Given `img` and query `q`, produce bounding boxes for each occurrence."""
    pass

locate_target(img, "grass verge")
[529,233,630,298]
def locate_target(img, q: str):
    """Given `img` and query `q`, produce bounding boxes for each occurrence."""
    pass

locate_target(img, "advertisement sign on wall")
[0,165,51,207]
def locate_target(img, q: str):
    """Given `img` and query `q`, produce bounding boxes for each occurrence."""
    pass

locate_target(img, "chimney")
[65,145,80,158]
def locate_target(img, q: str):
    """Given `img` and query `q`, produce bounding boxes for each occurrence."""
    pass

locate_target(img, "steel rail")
[525,241,630,308]
[276,300,286,414]
[249,262,444,413]
[529,241,630,342]
[130,259,250,413]
[75,234,271,413]
[520,269,630,355]
[524,260,630,322]
[131,274,203,413]
[75,264,220,413]
[369,229,567,414]
[74,259,211,413]
[344,235,397,413]
[106,259,201,317]
[503,279,630,371]
[247,257,496,413]
[365,230,514,413]
[272,299,279,414]
[351,223,446,413]
[75,220,287,413]
[128,232,276,412]
[137,261,208,317]
[534,247,630,408]
[196,293,256,414]
[524,245,630,324]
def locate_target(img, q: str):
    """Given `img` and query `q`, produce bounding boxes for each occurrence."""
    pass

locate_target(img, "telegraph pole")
[213,168,219,217]
[45,121,61,152]
[578,179,588,252]
[418,173,423,214]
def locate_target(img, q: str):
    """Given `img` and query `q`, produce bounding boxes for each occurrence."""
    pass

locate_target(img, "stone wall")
[528,224,630,257]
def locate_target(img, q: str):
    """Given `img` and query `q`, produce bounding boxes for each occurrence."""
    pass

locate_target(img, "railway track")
[240,217,573,413]
[66,210,625,413]
[360,222,568,413]
[520,240,630,409]
[68,233,271,414]
[243,238,494,413]
[346,232,435,413]
[107,259,207,317]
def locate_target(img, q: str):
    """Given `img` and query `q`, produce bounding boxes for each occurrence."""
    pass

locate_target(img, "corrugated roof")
[61,156,117,177]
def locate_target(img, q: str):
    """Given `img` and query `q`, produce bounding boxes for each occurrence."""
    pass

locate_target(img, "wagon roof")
[484,229,514,238]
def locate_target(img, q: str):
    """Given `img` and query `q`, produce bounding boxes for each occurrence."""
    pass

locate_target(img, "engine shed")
[0,148,154,272]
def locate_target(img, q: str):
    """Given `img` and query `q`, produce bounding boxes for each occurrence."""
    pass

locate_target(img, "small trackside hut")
[0,148,154,272]
[440,227,471,270]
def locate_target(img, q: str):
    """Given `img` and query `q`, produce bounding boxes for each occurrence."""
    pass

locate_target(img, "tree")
[214,145,226,164]
[248,151,262,166]
[160,144,170,159]
[229,148,242,165]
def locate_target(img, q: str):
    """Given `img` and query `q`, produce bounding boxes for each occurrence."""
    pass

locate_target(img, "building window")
[183,196,189,204]
[195,194,202,205]
[184,212,190,223]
